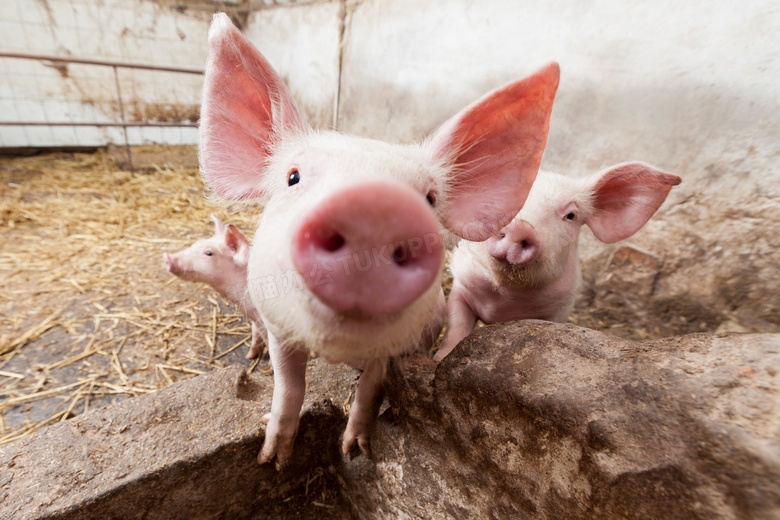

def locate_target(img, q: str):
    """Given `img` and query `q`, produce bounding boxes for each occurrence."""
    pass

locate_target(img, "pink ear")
[585,162,682,243]
[199,13,307,201]
[225,223,250,265]
[211,214,225,235]
[427,62,559,241]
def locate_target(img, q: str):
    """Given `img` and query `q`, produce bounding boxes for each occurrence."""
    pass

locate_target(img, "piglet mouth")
[490,251,537,269]
[336,309,375,322]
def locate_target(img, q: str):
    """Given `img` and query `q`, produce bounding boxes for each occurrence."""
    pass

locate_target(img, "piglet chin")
[499,258,557,288]
[335,308,375,322]
[260,279,440,362]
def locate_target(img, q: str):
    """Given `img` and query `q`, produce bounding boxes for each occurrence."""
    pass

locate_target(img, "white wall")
[243,0,780,194]
[338,0,780,196]
[244,1,342,131]
[6,0,779,191]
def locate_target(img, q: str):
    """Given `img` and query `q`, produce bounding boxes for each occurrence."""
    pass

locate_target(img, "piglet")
[163,214,267,359]
[199,13,559,466]
[435,162,682,361]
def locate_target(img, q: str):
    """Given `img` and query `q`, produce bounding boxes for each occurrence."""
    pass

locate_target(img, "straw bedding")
[0,148,262,444]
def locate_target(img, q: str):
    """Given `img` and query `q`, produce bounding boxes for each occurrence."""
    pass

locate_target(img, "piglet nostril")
[308,229,345,252]
[392,244,408,265]
[322,233,345,252]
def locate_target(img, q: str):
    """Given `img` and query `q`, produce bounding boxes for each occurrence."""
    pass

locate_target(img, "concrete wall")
[244,1,342,130]
[5,0,779,190]
[248,0,780,196]
[0,0,212,148]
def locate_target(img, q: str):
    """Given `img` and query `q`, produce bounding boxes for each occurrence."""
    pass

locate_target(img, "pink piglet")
[435,162,681,361]
[164,214,267,359]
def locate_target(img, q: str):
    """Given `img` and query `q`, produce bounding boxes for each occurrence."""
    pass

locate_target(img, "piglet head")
[481,162,681,288]
[163,214,250,287]
[199,13,559,360]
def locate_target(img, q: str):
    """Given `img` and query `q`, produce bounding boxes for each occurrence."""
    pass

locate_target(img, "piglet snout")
[163,253,178,273]
[292,181,444,316]
[486,219,539,266]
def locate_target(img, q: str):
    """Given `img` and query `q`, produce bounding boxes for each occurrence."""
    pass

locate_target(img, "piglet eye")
[565,212,576,221]
[205,251,213,257]
[288,168,300,187]
[425,191,437,207]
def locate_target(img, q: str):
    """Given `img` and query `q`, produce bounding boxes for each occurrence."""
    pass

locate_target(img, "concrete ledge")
[342,322,780,519]
[0,362,357,520]
[4,322,778,519]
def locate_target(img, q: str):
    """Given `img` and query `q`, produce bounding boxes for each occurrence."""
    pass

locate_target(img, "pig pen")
[1,147,778,519]
[2,0,780,517]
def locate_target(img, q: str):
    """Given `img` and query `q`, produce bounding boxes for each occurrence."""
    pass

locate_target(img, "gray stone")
[578,193,780,337]
[0,361,358,520]
[340,322,780,519]
[3,323,779,519]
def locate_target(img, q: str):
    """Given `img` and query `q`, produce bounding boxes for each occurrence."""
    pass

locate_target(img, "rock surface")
[577,190,780,339]
[2,322,778,519]
[341,321,780,519]
[0,361,358,520]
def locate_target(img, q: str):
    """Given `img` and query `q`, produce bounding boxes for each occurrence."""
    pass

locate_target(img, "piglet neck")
[214,268,251,312]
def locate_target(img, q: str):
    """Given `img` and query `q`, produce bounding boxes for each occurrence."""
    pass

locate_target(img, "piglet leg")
[434,288,478,362]
[416,288,446,356]
[246,321,265,359]
[342,358,387,458]
[258,331,309,467]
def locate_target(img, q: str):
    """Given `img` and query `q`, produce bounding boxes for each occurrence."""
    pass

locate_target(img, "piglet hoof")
[258,414,299,468]
[433,336,459,362]
[342,426,371,460]
[246,342,265,360]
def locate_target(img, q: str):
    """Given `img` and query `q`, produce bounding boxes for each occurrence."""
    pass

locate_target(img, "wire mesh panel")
[0,0,216,148]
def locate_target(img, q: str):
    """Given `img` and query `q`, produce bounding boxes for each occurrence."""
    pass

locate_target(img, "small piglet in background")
[199,14,559,466]
[435,162,682,361]
[163,214,267,359]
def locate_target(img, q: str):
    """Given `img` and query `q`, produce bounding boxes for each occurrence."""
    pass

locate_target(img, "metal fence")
[0,51,202,155]
[0,0,212,151]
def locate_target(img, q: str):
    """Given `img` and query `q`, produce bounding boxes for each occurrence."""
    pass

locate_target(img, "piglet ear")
[584,162,682,243]
[211,214,225,235]
[427,62,559,241]
[224,223,251,266]
[199,13,308,201]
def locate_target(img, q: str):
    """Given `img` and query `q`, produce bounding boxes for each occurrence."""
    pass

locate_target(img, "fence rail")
[0,121,198,127]
[0,52,204,75]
